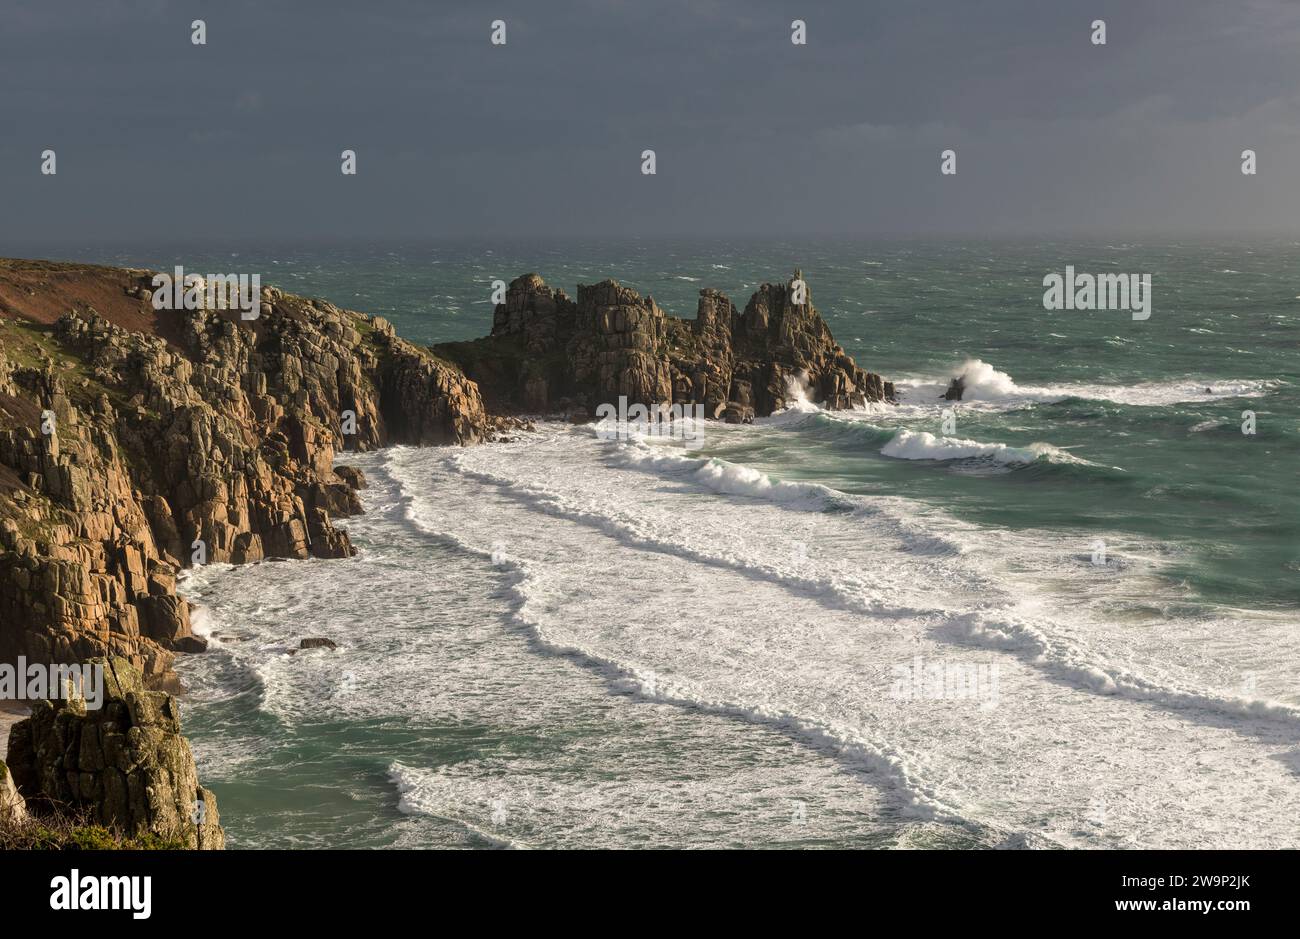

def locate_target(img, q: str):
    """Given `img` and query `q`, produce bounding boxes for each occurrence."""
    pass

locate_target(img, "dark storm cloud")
[2,0,1299,239]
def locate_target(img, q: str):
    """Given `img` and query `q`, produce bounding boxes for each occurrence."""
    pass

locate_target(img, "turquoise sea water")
[34,238,1300,848]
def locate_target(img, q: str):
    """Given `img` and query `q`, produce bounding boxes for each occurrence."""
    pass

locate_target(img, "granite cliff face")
[4,656,224,848]
[0,260,488,685]
[435,270,894,421]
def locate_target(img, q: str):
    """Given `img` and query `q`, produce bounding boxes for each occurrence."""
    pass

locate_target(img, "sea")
[31,237,1300,848]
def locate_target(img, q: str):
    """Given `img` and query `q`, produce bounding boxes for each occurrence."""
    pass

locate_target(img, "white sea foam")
[465,431,1300,726]
[881,429,1036,464]
[896,358,1280,410]
[879,429,1106,468]
[174,419,1300,850]
[385,432,1300,848]
[395,475,970,824]
[387,763,528,849]
[781,370,821,413]
[189,604,216,641]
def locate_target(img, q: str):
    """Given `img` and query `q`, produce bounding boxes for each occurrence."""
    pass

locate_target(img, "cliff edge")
[0,259,488,684]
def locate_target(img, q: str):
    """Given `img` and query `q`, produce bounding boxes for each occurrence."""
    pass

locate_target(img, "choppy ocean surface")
[46,238,1300,848]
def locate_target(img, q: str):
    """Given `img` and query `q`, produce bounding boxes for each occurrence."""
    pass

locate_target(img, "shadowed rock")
[434,269,895,418]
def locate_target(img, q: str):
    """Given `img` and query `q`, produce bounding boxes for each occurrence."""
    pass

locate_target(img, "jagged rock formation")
[435,269,894,419]
[5,656,223,848]
[0,259,488,683]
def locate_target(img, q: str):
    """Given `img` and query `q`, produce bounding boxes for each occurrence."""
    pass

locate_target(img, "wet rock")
[723,403,755,424]
[298,637,337,650]
[334,465,367,490]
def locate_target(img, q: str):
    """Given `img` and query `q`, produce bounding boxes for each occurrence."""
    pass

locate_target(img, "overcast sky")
[3,0,1299,240]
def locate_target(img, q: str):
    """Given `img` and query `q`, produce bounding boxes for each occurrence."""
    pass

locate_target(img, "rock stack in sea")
[435,269,894,420]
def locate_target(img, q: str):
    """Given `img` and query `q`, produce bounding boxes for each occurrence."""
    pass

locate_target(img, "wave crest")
[896,358,1280,409]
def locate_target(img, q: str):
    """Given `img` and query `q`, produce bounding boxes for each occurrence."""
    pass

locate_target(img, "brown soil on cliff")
[0,259,185,347]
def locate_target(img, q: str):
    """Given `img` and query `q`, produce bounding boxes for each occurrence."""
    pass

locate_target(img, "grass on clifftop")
[432,331,570,378]
[0,813,186,850]
[0,318,115,407]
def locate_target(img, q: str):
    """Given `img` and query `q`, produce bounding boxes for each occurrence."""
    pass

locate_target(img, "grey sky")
[3,0,1300,240]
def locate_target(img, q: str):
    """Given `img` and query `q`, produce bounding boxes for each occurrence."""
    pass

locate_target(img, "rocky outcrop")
[5,656,223,848]
[569,280,675,409]
[435,269,894,418]
[729,272,893,413]
[0,260,489,684]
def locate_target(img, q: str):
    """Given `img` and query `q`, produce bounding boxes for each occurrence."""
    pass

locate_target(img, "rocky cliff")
[434,270,894,421]
[4,656,224,848]
[0,259,489,686]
